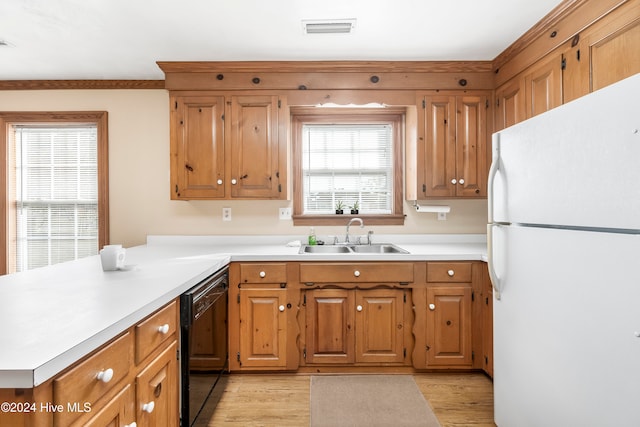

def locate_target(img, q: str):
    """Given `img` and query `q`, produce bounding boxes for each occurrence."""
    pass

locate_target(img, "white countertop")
[0,234,486,388]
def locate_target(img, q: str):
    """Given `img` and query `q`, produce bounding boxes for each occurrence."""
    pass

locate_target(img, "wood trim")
[157,61,493,74]
[0,111,109,275]
[290,108,405,227]
[492,0,630,86]
[0,80,164,90]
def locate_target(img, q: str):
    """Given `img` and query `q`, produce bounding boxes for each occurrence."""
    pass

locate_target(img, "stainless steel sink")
[299,243,409,254]
[350,244,409,254]
[299,245,353,254]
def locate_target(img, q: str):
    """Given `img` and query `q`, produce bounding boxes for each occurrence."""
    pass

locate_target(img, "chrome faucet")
[345,217,364,244]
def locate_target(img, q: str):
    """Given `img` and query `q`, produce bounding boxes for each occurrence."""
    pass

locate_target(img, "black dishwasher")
[179,266,228,427]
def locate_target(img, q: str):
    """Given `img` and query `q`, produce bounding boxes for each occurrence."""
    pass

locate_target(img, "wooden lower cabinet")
[238,287,288,369]
[83,384,135,427]
[304,288,406,365]
[426,286,473,367]
[136,341,179,427]
[0,300,180,427]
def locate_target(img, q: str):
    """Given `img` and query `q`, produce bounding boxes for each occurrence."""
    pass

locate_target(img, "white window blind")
[13,125,98,271]
[302,124,393,214]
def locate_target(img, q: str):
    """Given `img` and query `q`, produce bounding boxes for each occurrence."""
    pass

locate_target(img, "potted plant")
[350,201,359,215]
[335,200,345,214]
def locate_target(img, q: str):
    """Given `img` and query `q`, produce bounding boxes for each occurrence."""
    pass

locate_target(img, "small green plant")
[335,200,345,214]
[349,201,360,211]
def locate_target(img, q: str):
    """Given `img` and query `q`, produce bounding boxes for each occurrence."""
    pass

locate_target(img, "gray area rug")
[310,375,441,427]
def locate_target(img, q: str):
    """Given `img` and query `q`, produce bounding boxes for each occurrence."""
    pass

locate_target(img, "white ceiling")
[0,0,564,81]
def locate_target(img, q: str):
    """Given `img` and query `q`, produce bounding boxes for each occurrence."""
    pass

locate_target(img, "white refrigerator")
[488,73,640,427]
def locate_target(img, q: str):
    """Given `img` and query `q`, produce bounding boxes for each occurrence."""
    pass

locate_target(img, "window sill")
[292,214,405,226]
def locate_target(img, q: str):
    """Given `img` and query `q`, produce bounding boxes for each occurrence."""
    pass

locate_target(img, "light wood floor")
[193,372,495,427]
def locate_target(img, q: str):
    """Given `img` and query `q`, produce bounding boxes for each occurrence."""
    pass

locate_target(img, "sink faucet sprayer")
[345,217,364,244]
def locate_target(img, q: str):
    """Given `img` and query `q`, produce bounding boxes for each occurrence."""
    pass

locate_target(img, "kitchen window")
[291,108,404,225]
[0,112,109,274]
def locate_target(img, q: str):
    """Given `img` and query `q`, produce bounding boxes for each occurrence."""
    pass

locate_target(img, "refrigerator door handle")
[487,133,501,224]
[487,223,502,300]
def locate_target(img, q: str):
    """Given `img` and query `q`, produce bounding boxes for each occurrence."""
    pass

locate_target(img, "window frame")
[0,112,109,275]
[291,107,404,226]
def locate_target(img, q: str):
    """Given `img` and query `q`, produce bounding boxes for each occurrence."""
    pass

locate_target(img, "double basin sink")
[299,243,409,254]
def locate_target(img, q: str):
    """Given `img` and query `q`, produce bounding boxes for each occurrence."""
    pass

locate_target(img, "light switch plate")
[222,207,232,221]
[279,207,292,220]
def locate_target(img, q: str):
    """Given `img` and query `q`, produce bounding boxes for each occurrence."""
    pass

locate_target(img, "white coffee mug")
[100,245,126,271]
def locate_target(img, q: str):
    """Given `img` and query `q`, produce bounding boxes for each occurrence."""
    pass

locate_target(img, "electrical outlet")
[279,207,292,220]
[437,212,447,221]
[222,207,232,221]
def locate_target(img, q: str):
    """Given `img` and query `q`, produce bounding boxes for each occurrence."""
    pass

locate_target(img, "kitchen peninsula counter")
[0,234,486,388]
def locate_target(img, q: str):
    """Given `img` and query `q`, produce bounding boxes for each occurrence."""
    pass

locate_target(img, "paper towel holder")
[412,202,451,213]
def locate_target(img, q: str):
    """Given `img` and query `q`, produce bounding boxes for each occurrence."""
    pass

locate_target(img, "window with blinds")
[302,124,393,214]
[12,125,98,271]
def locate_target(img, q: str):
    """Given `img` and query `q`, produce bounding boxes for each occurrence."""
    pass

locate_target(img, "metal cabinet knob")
[429,303,436,311]
[279,305,285,312]
[447,269,455,277]
[354,270,360,277]
[124,422,137,427]
[157,324,170,334]
[357,305,363,312]
[451,179,457,185]
[259,271,266,278]
[459,178,465,185]
[217,179,223,185]
[231,179,237,185]
[96,368,114,383]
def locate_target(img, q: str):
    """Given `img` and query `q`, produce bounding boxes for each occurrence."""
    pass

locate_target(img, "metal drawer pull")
[357,305,363,312]
[96,368,114,383]
[429,304,436,311]
[279,305,285,312]
[124,423,137,427]
[259,271,266,278]
[157,324,170,334]
[447,270,455,277]
[231,179,237,185]
[354,270,360,277]
[142,401,155,413]
[217,179,223,185]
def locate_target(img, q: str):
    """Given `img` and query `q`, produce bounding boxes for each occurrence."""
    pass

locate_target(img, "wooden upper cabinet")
[418,92,489,198]
[586,14,640,92]
[170,93,287,200]
[495,78,525,131]
[524,54,563,119]
[172,96,225,199]
[229,95,283,198]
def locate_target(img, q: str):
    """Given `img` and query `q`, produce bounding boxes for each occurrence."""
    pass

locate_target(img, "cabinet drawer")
[300,263,414,284]
[427,262,472,283]
[240,263,287,284]
[53,331,132,426]
[135,300,178,364]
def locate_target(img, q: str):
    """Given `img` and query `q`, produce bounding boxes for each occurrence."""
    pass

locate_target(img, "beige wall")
[0,89,487,247]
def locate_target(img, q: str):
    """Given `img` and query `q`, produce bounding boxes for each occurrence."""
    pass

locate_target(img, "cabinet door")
[305,289,355,364]
[229,95,283,199]
[239,288,287,368]
[524,55,562,119]
[355,289,405,364]
[588,17,640,92]
[422,95,456,197]
[426,286,472,367]
[495,78,525,131]
[172,96,225,199]
[136,341,179,427]
[83,384,135,427]
[455,95,487,197]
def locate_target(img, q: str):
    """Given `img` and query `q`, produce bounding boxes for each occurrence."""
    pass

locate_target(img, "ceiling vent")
[302,19,356,34]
